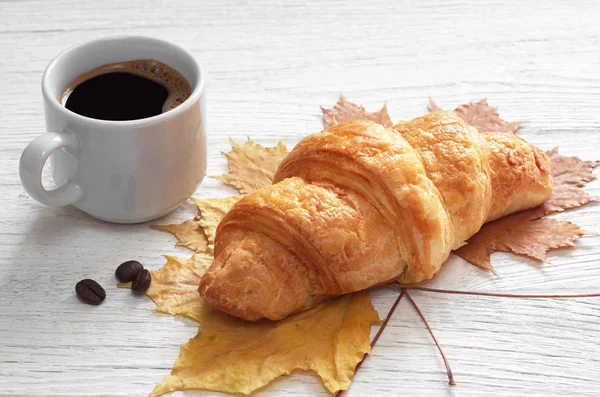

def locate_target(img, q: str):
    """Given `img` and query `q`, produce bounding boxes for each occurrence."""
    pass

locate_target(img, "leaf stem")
[370,289,406,348]
[404,290,456,386]
[335,289,405,397]
[337,285,600,395]
[397,285,600,299]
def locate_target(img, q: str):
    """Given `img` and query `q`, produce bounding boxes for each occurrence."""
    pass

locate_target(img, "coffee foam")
[61,59,192,112]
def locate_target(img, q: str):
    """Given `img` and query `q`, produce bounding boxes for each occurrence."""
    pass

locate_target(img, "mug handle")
[19,132,83,206]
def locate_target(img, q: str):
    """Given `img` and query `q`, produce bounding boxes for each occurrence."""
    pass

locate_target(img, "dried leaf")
[427,97,443,112]
[539,148,599,213]
[428,98,524,133]
[212,138,288,194]
[456,148,598,272]
[542,184,594,215]
[151,211,208,253]
[149,290,379,397]
[322,94,392,128]
[147,254,214,321]
[547,147,599,187]
[145,250,379,396]
[190,196,243,251]
[455,214,585,271]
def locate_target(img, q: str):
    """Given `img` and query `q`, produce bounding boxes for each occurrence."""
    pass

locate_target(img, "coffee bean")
[76,279,106,305]
[132,269,151,295]
[115,260,144,282]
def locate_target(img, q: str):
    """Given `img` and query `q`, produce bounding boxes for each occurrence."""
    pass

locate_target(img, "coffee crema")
[60,59,192,121]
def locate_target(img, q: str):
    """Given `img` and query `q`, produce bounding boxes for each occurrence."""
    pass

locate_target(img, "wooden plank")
[0,0,599,396]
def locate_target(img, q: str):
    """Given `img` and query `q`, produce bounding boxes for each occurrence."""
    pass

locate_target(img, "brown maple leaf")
[428,97,524,134]
[547,147,599,186]
[539,148,599,214]
[541,184,595,215]
[427,97,443,112]
[456,149,598,273]
[212,138,288,194]
[322,94,392,128]
[455,213,586,275]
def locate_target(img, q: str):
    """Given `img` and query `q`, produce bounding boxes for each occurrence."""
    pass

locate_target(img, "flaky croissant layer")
[199,112,553,321]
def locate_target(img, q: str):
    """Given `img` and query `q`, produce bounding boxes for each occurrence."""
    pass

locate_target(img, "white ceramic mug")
[19,36,207,223]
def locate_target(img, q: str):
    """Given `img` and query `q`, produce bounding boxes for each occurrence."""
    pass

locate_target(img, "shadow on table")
[0,200,189,298]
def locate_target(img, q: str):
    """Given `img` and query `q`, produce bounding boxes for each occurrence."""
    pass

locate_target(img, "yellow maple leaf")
[149,289,379,397]
[151,214,208,253]
[144,248,379,396]
[190,196,243,252]
[152,138,288,255]
[150,197,242,255]
[212,138,289,194]
[145,184,380,396]
[146,254,213,321]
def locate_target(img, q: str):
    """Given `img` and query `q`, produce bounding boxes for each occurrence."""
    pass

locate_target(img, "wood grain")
[0,0,599,396]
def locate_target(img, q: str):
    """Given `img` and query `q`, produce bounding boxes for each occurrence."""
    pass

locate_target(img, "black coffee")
[61,59,192,121]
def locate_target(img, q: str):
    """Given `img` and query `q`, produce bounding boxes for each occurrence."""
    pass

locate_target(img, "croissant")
[199,111,553,321]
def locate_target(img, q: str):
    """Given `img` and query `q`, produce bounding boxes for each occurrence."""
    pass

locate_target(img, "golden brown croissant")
[199,112,553,321]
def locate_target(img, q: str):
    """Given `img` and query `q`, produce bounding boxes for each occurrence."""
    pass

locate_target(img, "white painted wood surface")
[1,0,599,396]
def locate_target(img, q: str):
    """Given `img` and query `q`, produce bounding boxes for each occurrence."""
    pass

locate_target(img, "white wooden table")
[1,1,599,396]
